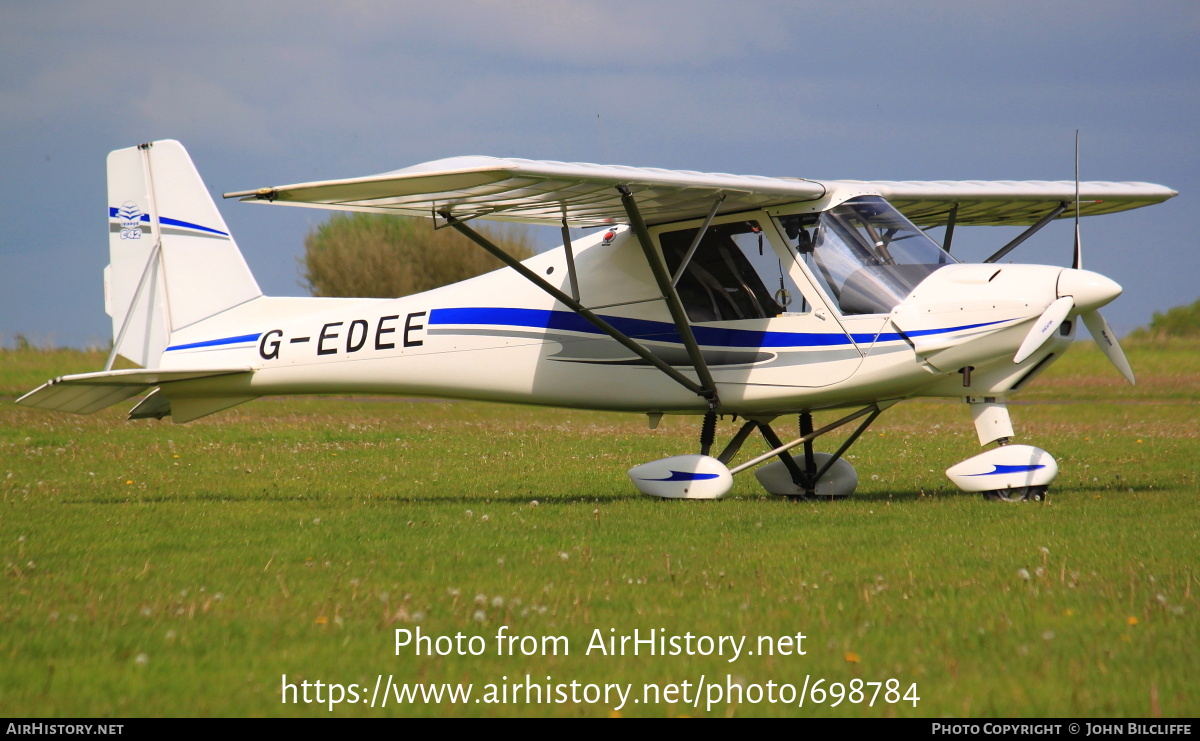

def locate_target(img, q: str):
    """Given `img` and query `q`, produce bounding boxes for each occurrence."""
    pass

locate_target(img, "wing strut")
[560,218,580,302]
[942,203,959,253]
[617,185,719,404]
[439,211,709,399]
[983,202,1067,263]
[671,194,726,287]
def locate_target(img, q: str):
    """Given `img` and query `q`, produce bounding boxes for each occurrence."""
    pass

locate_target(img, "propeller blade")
[1072,130,1082,270]
[1072,221,1082,270]
[1081,310,1135,384]
[1015,296,1075,364]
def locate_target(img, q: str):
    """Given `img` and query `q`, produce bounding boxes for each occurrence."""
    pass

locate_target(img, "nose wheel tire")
[982,486,1048,502]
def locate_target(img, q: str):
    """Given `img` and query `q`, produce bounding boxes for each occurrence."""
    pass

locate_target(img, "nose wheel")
[947,399,1058,502]
[982,486,1048,502]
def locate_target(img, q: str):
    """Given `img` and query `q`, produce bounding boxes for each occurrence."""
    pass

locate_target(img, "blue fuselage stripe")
[429,307,1009,350]
[160,310,1010,355]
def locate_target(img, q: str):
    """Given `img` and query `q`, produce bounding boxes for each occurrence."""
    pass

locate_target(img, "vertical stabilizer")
[106,140,262,368]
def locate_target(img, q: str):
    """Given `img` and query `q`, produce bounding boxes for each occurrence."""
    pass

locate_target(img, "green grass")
[1,342,1197,717]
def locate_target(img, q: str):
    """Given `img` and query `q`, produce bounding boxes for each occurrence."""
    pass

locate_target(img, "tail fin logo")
[116,201,143,239]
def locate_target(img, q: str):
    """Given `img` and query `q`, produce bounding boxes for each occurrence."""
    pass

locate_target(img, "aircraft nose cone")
[1057,269,1122,312]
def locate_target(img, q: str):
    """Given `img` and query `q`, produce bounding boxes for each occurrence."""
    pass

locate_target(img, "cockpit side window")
[659,221,805,322]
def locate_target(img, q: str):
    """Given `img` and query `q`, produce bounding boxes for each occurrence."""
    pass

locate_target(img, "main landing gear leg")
[699,405,717,457]
[945,397,1058,502]
[749,408,881,500]
[627,404,888,501]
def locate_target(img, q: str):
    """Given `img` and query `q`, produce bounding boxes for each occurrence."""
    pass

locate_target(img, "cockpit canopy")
[777,196,956,315]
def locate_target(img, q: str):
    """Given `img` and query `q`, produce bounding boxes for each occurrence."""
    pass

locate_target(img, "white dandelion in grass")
[1017,568,1031,581]
[474,593,487,606]
[491,596,504,608]
[472,610,486,623]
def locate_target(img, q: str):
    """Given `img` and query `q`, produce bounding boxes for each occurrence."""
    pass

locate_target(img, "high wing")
[225,156,827,227]
[863,179,1177,227]
[225,155,1175,228]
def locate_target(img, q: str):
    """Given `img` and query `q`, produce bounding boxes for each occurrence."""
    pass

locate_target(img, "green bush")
[301,212,535,298]
[1127,297,1200,341]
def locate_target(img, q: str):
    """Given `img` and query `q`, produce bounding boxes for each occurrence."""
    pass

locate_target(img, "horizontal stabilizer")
[16,367,251,415]
[126,387,258,423]
[169,395,258,424]
[128,388,172,419]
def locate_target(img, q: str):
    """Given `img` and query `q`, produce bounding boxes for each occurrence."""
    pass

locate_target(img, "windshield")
[776,196,955,315]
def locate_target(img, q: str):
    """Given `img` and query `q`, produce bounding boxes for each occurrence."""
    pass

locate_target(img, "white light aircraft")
[19,140,1176,501]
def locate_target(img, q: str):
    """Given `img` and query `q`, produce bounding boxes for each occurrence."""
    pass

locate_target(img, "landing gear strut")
[746,408,880,499]
[945,398,1058,501]
[627,403,890,500]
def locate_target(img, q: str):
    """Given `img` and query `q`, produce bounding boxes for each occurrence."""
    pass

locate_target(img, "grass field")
[1,343,1197,717]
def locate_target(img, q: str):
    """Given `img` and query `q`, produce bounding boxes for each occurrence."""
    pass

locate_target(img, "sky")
[2,1,1197,348]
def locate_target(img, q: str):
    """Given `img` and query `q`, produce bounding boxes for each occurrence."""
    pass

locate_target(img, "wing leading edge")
[224,156,827,227]
[865,179,1177,227]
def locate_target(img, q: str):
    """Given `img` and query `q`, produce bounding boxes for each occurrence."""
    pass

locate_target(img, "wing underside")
[869,180,1177,227]
[225,156,828,227]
